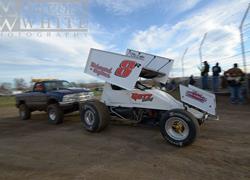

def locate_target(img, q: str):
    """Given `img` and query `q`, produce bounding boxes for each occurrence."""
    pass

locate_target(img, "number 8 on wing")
[115,60,141,78]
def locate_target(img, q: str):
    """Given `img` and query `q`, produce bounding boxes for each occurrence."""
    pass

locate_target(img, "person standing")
[201,61,210,89]
[224,63,245,104]
[212,62,221,92]
[189,75,196,86]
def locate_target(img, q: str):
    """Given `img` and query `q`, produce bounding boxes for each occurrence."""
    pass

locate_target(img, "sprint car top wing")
[126,49,174,83]
[84,48,145,90]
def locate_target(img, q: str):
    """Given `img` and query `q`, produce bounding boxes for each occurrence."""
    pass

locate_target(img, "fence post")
[239,3,250,98]
[199,33,207,66]
[181,48,188,78]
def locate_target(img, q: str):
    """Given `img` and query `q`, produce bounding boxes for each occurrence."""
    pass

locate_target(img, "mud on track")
[0,96,249,180]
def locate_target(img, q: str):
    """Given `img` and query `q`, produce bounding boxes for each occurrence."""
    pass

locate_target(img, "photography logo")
[0,0,20,32]
[0,0,88,36]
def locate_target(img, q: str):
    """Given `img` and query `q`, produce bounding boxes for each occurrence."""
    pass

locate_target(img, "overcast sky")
[0,0,249,84]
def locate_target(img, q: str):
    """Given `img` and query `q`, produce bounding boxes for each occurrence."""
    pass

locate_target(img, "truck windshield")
[44,81,74,91]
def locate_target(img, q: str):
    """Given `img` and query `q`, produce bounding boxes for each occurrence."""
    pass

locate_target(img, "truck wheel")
[19,104,31,120]
[47,104,63,124]
[160,109,199,147]
[80,100,110,132]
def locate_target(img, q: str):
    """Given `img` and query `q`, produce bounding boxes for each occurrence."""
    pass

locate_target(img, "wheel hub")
[84,110,95,126]
[172,122,185,133]
[20,110,25,117]
[165,117,190,141]
[49,110,56,121]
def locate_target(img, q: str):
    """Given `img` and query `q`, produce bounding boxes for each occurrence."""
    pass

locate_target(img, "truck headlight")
[62,92,94,103]
[63,94,75,102]
[78,92,94,101]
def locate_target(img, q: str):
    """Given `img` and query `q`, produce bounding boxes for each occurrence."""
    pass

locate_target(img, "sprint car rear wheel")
[160,109,199,147]
[80,100,110,132]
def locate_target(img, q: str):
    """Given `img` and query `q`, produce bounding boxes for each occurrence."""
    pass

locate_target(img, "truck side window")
[34,83,45,92]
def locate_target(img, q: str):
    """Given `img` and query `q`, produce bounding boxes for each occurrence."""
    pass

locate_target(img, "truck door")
[32,83,47,109]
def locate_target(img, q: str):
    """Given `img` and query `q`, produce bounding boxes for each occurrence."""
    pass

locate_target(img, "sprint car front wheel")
[160,109,199,147]
[80,100,110,132]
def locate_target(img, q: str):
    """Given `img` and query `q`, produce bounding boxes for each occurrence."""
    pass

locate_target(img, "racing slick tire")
[80,100,110,132]
[19,104,31,120]
[47,104,64,124]
[160,109,200,147]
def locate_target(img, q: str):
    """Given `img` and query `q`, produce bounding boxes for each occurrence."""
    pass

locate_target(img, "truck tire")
[80,100,110,132]
[160,109,199,147]
[47,104,63,124]
[19,104,31,120]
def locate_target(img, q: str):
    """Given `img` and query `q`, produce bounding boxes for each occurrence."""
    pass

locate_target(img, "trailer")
[80,48,218,147]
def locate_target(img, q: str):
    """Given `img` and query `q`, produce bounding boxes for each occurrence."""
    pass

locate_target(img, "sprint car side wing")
[179,84,216,116]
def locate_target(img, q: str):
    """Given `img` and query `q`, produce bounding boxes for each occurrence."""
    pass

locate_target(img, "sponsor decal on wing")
[186,91,207,103]
[90,62,112,78]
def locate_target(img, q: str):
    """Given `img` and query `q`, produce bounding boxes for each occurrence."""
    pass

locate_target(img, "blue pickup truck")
[16,80,93,124]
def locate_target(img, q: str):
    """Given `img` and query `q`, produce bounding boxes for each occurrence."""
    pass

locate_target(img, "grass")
[0,96,15,107]
[93,90,102,97]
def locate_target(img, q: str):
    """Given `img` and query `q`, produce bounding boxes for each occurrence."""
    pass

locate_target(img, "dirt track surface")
[0,96,250,180]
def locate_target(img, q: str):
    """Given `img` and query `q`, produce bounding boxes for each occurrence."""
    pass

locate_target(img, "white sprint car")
[80,48,218,147]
